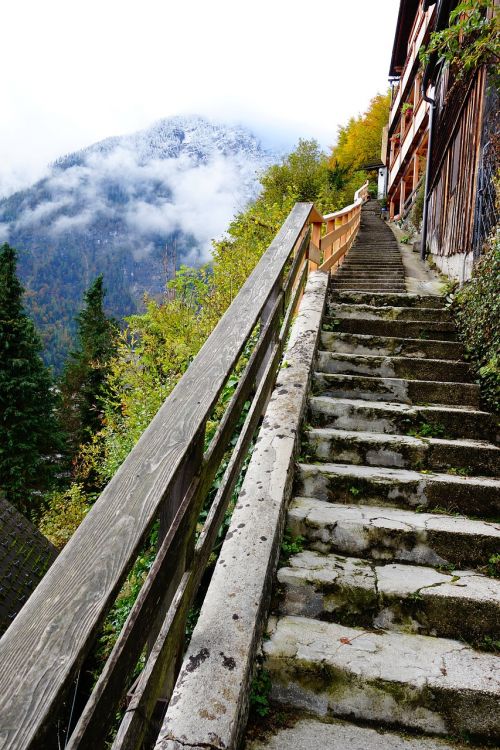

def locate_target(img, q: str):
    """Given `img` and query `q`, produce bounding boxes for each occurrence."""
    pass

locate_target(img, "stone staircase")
[250,206,500,748]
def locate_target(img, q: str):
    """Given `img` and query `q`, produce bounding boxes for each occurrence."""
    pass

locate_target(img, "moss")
[451,228,500,413]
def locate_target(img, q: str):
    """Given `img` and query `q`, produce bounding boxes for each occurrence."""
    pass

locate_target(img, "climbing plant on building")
[419,0,500,80]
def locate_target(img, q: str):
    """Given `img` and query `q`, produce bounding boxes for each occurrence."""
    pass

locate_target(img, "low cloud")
[3,118,273,265]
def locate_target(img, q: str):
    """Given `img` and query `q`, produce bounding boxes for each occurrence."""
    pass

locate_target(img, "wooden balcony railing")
[0,183,368,750]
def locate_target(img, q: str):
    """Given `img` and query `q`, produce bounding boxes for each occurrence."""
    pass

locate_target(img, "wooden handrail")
[0,184,368,750]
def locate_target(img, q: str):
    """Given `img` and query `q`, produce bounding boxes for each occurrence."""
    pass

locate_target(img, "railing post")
[308,221,322,272]
[147,428,205,694]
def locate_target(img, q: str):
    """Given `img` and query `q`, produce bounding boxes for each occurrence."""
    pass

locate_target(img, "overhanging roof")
[389,0,436,77]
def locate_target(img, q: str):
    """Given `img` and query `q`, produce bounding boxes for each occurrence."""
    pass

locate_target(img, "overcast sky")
[1,0,399,197]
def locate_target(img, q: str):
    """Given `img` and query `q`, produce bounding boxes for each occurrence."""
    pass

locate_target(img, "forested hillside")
[39,92,390,543]
[0,116,276,371]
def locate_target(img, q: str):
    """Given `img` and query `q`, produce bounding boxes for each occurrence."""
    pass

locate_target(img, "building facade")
[384,0,498,281]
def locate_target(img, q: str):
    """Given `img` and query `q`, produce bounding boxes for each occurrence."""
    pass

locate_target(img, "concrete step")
[264,616,500,739]
[304,427,499,476]
[335,274,406,280]
[324,317,456,338]
[287,497,500,568]
[247,717,477,750]
[341,262,403,268]
[316,352,472,383]
[296,462,500,518]
[278,550,500,643]
[312,372,480,407]
[330,290,409,295]
[329,304,451,322]
[328,292,445,308]
[309,395,496,441]
[320,331,464,360]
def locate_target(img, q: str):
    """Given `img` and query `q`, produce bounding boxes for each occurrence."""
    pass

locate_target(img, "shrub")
[452,228,500,411]
[39,484,92,549]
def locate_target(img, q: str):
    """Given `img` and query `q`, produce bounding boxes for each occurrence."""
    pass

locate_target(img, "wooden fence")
[0,183,368,750]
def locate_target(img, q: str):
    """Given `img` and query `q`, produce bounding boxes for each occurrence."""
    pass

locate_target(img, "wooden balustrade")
[0,183,368,750]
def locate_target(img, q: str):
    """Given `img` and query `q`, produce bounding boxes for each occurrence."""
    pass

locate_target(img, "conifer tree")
[0,243,59,517]
[60,275,118,456]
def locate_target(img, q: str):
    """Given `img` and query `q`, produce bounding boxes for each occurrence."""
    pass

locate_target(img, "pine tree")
[60,275,118,457]
[0,243,60,517]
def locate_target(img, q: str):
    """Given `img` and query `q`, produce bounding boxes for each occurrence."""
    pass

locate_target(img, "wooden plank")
[112,261,309,750]
[319,217,361,274]
[0,202,315,750]
[307,241,321,265]
[62,278,289,748]
[320,213,357,252]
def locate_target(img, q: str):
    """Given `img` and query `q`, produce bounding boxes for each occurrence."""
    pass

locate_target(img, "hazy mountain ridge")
[0,116,277,371]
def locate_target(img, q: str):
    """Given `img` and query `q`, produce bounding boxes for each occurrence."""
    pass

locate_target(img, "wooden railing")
[0,185,368,750]
[310,181,369,274]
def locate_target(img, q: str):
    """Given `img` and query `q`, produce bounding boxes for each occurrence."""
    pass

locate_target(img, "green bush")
[452,228,500,412]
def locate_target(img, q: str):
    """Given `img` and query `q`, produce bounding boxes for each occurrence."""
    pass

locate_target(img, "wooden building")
[385,0,498,281]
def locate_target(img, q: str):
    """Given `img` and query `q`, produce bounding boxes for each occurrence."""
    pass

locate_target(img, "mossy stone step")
[328,304,451,322]
[320,331,464,360]
[304,427,499,476]
[247,717,477,750]
[327,292,445,308]
[309,395,495,441]
[287,497,500,568]
[278,550,500,643]
[264,616,500,739]
[325,317,457,339]
[316,352,471,383]
[296,462,500,518]
[312,372,479,407]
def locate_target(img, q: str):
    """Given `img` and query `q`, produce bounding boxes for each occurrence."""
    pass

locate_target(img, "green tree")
[60,275,118,459]
[0,243,60,517]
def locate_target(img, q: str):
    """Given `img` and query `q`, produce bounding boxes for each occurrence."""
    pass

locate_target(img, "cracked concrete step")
[328,304,451,322]
[304,427,499,476]
[263,616,500,739]
[325,316,457,339]
[309,396,496,441]
[296,462,500,518]
[287,497,500,568]
[246,717,480,750]
[330,281,407,288]
[336,267,404,273]
[333,263,403,268]
[312,372,480,408]
[335,276,406,283]
[316,352,472,383]
[320,331,464,360]
[328,292,445,308]
[278,550,500,643]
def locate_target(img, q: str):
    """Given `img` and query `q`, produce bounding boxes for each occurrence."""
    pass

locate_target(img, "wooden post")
[308,221,322,272]
[149,429,205,697]
[399,182,406,217]
[412,154,419,191]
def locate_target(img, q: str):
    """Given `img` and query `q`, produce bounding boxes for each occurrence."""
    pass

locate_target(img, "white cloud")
[8,120,266,263]
[0,0,400,196]
[15,197,73,227]
[51,209,94,234]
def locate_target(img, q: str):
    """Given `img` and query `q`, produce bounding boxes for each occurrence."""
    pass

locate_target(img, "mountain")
[0,116,277,372]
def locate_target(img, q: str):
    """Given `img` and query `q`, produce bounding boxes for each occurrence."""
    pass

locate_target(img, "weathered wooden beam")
[0,202,315,750]
[111,262,309,750]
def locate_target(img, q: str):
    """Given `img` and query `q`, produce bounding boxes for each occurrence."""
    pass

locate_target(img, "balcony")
[389,2,435,131]
[388,94,429,192]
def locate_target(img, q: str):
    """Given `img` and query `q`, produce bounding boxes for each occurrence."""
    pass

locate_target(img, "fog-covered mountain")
[0,116,277,371]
